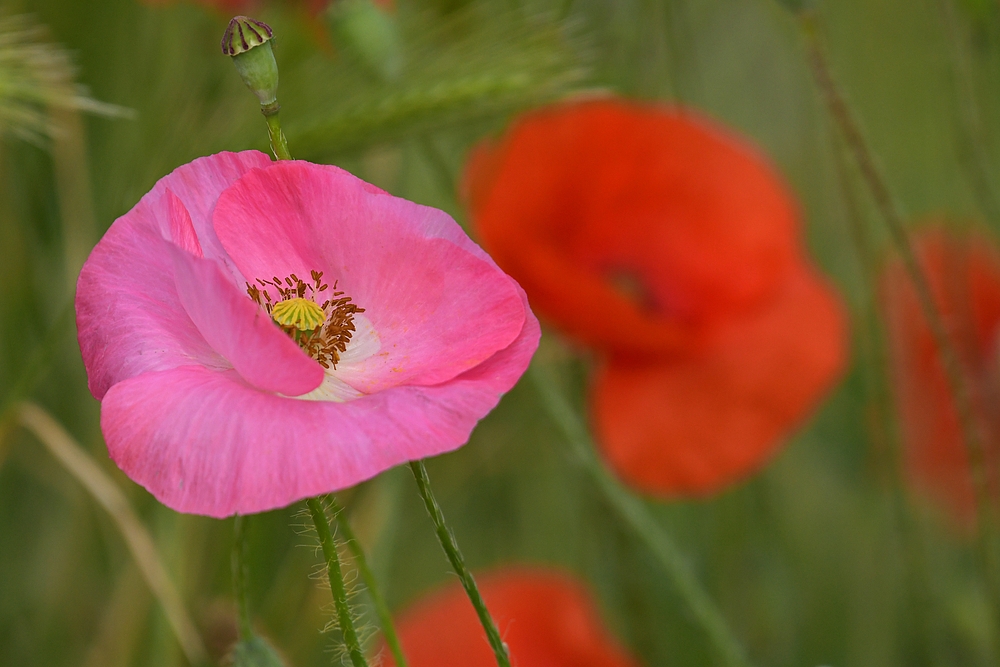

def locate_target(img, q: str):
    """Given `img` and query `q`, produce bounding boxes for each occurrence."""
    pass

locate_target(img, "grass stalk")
[15,402,208,666]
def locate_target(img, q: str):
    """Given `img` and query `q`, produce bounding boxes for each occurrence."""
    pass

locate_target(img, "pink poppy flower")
[76,151,538,517]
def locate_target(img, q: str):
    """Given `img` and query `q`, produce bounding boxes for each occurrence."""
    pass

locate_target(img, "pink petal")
[76,227,220,399]
[213,161,526,393]
[77,151,274,398]
[170,245,324,396]
[141,151,273,277]
[165,189,203,257]
[101,302,538,516]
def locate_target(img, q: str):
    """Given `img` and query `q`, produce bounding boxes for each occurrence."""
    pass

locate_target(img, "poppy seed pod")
[222,16,279,106]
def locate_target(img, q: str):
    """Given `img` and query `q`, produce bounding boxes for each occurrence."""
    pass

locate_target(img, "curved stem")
[329,496,408,667]
[529,365,753,667]
[306,498,369,667]
[232,515,254,641]
[408,460,511,667]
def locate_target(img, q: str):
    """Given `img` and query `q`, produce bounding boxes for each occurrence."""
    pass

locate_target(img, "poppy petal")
[881,228,1000,521]
[384,568,639,667]
[76,151,275,399]
[593,264,847,495]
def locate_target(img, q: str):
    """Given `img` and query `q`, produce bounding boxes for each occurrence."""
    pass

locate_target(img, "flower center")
[246,270,364,369]
[270,298,326,331]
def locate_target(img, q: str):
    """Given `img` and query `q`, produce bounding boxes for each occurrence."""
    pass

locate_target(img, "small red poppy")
[465,98,848,495]
[881,227,1000,522]
[380,568,639,667]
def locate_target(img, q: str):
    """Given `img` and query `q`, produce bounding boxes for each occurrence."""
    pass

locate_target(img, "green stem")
[408,460,511,667]
[306,498,369,667]
[329,496,408,667]
[232,515,254,641]
[262,103,292,161]
[529,365,753,667]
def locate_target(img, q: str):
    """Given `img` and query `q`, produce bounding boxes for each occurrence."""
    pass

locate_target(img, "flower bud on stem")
[222,16,291,161]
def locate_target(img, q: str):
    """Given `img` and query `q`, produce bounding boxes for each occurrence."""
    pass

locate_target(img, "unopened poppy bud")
[222,16,279,106]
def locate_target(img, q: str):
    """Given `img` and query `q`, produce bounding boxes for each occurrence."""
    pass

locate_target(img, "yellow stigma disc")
[270,298,326,331]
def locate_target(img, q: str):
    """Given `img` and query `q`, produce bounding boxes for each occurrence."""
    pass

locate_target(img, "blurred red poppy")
[881,227,1000,521]
[465,99,847,495]
[380,568,639,667]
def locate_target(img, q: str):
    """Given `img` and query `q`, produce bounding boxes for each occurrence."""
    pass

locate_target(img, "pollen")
[247,270,365,369]
[270,298,326,331]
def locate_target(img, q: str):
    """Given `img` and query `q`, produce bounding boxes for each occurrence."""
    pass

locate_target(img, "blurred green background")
[1,0,999,665]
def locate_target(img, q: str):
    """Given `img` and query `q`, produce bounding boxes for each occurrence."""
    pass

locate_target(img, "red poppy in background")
[381,568,639,667]
[465,99,848,496]
[881,227,1000,522]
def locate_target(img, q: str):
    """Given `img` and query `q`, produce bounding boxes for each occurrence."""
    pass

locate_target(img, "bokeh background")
[2,0,999,665]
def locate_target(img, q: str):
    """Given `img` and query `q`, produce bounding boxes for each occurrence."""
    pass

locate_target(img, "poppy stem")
[408,460,512,667]
[328,495,409,667]
[529,365,754,667]
[262,103,292,161]
[307,497,370,667]
[797,7,1000,616]
[232,514,255,641]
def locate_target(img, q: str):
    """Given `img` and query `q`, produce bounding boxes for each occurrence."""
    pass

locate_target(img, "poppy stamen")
[247,270,365,369]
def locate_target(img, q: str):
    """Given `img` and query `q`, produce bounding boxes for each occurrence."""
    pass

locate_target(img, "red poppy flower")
[465,99,848,495]
[881,227,1000,521]
[381,568,639,667]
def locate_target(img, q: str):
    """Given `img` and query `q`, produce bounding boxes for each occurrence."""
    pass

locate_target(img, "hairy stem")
[306,498,369,667]
[529,365,753,667]
[408,460,511,667]
[329,496,408,667]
